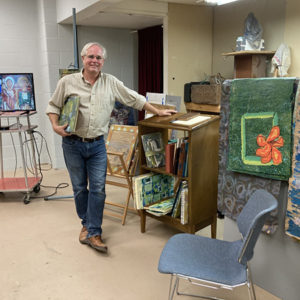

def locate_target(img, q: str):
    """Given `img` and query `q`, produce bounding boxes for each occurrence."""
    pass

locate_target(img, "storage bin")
[191,84,221,105]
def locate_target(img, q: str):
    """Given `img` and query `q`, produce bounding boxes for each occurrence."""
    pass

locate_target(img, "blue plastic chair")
[158,189,278,300]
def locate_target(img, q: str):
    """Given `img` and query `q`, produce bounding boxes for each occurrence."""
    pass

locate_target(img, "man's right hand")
[48,113,72,137]
[53,123,72,137]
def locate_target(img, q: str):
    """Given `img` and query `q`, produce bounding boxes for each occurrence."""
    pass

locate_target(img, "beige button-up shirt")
[46,70,146,138]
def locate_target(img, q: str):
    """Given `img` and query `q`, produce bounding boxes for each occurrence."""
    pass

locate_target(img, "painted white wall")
[56,0,167,25]
[167,3,213,112]
[284,0,300,77]
[0,0,39,170]
[55,0,101,23]
[76,26,138,90]
[212,0,286,78]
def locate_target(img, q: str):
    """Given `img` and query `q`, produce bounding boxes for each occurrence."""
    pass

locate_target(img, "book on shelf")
[171,181,183,218]
[180,181,188,225]
[173,138,183,175]
[141,132,165,168]
[133,173,175,210]
[177,140,188,177]
[58,94,80,133]
[182,141,189,177]
[165,142,176,173]
[171,113,211,126]
[172,137,188,176]
[145,198,175,216]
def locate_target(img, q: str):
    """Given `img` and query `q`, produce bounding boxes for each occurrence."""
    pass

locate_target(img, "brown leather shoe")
[87,235,108,253]
[79,226,89,244]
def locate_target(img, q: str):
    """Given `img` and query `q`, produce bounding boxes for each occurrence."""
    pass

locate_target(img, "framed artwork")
[59,69,79,78]
[227,78,296,181]
[141,132,165,168]
[106,124,138,176]
[217,80,282,235]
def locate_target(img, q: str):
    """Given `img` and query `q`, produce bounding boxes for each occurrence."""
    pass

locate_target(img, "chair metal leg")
[168,275,179,300]
[246,265,256,300]
[168,275,225,300]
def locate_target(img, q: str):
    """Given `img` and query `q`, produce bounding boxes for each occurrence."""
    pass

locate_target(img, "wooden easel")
[104,125,139,225]
[104,146,139,225]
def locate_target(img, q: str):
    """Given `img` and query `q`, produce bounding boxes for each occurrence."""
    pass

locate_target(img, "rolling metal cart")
[0,111,41,204]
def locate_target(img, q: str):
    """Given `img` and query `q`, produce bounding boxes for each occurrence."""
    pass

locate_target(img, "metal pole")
[72,8,79,69]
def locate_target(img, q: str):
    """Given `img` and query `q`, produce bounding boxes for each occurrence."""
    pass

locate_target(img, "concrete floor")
[0,168,280,300]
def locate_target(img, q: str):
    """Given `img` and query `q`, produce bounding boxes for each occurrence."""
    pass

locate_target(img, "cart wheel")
[23,194,30,204]
[33,184,40,193]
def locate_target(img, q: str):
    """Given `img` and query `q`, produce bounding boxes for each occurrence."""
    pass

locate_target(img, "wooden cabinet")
[138,113,220,237]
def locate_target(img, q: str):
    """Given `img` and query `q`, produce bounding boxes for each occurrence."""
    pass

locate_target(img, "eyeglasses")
[86,55,104,60]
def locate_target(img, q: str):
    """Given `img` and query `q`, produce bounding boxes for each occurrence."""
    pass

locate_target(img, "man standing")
[46,42,175,253]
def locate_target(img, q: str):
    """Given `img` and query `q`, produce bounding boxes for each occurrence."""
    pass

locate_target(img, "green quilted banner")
[228,78,296,180]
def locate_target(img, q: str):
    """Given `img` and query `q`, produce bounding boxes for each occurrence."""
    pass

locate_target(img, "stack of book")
[133,172,189,223]
[133,173,174,210]
[145,198,175,216]
[165,137,189,177]
[170,180,188,224]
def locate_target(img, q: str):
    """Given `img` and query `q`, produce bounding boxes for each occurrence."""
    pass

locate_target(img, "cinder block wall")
[0,0,137,171]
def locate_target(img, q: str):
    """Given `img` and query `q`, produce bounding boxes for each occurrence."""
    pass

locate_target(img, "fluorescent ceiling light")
[203,0,240,5]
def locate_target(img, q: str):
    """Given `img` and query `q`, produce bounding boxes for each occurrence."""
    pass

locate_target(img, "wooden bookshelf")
[138,113,220,237]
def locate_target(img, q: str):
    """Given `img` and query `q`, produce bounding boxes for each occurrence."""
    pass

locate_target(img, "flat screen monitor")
[0,73,36,112]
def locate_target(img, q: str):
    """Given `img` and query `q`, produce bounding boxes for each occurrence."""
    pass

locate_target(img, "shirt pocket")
[95,93,113,112]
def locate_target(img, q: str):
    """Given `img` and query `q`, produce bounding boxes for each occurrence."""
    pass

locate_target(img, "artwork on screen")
[0,73,36,112]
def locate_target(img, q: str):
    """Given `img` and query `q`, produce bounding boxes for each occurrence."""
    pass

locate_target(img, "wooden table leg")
[139,210,146,233]
[211,214,217,239]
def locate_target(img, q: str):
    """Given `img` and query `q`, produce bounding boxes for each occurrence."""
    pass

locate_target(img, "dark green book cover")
[58,95,80,133]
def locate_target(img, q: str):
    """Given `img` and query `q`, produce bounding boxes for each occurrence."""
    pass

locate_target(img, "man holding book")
[46,42,175,254]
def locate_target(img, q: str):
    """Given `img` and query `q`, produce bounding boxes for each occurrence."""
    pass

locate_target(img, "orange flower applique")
[255,126,284,165]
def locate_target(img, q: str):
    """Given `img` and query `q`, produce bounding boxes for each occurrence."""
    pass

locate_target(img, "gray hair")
[80,42,107,59]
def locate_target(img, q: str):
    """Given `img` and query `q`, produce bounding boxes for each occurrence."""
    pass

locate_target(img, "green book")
[145,198,175,216]
[133,173,174,209]
[58,95,80,133]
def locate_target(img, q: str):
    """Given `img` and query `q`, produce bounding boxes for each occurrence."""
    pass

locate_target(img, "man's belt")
[67,135,102,143]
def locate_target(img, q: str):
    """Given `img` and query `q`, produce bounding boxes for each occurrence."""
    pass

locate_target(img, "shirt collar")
[81,69,102,85]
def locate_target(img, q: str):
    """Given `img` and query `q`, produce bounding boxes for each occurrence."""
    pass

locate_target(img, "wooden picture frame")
[106,124,138,176]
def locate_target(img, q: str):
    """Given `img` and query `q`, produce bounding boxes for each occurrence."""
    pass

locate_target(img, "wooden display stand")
[222,50,275,78]
[138,113,220,237]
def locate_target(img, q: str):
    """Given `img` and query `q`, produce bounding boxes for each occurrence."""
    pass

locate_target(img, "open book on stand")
[171,112,211,126]
[58,95,80,133]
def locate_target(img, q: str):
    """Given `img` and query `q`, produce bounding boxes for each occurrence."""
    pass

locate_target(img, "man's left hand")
[157,109,177,116]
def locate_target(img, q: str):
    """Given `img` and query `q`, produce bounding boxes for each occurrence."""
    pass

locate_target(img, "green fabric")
[228,78,296,181]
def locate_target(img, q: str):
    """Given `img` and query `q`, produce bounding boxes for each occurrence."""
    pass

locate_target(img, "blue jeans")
[62,136,107,237]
